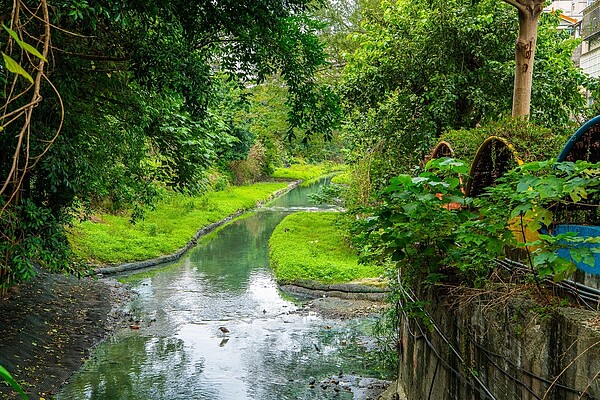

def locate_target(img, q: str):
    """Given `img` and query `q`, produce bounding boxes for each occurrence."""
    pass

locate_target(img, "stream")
[56,178,391,400]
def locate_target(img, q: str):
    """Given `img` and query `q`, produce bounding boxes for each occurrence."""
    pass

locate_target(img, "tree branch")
[500,0,527,13]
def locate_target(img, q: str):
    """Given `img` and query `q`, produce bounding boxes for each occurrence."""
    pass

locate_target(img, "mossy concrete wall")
[393,289,600,399]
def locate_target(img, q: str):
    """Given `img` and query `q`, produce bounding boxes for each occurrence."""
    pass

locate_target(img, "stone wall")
[393,289,600,399]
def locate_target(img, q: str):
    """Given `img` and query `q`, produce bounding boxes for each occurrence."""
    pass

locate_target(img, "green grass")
[331,170,351,185]
[68,182,289,264]
[269,212,384,284]
[271,162,345,182]
[115,213,256,284]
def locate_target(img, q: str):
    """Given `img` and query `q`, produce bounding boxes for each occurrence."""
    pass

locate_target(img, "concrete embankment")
[386,287,600,399]
[94,180,301,276]
[280,279,389,302]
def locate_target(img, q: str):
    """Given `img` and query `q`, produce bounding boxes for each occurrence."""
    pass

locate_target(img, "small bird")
[218,326,230,334]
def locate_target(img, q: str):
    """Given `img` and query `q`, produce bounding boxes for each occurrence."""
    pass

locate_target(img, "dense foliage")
[338,0,592,199]
[440,117,570,164]
[351,158,600,288]
[0,0,339,287]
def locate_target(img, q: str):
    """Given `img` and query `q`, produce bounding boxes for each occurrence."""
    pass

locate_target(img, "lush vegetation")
[0,0,340,288]
[269,212,384,284]
[351,158,600,288]
[271,163,345,182]
[0,0,597,294]
[69,182,288,264]
[440,118,571,165]
[338,0,592,200]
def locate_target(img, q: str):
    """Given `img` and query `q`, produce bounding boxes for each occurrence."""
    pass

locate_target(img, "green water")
[56,179,389,400]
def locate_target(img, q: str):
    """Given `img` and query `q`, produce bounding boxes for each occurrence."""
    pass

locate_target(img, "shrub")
[228,142,269,185]
[351,157,600,287]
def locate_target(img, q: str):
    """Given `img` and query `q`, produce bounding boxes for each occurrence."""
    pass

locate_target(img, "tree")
[0,0,338,288]
[501,0,545,117]
[337,0,590,198]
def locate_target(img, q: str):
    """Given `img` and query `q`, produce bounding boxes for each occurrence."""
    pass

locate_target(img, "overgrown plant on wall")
[351,158,600,288]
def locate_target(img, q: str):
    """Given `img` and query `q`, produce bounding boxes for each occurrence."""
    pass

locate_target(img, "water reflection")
[57,178,386,400]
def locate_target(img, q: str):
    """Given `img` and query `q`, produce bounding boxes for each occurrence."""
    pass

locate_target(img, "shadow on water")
[56,177,390,400]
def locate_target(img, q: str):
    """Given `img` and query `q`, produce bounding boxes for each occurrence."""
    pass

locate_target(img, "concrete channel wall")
[391,288,600,400]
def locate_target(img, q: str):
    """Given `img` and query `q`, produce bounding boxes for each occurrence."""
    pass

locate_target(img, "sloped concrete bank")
[387,288,600,399]
[94,180,301,276]
[279,279,389,301]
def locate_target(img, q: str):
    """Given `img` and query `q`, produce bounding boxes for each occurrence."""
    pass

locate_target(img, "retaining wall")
[393,288,600,399]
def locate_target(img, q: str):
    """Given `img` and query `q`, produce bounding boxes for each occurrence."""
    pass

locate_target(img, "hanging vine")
[1,0,62,210]
[0,0,66,292]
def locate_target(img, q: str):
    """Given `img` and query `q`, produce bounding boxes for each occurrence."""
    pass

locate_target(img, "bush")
[228,142,270,185]
[351,157,600,287]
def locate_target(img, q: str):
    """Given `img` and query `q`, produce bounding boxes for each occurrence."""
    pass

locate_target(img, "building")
[582,0,600,77]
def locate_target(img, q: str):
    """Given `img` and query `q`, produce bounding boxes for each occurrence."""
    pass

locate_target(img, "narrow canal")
[56,179,390,399]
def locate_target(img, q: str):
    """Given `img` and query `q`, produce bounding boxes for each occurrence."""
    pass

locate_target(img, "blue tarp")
[554,224,600,274]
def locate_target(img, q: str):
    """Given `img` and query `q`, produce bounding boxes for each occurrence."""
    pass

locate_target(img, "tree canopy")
[338,0,591,195]
[0,0,338,287]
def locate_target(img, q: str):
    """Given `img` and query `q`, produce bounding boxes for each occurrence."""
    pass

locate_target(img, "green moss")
[271,162,345,181]
[269,212,384,284]
[68,182,289,264]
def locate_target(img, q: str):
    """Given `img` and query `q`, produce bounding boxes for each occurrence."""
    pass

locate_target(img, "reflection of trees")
[268,178,331,208]
[177,180,332,292]
[59,335,211,400]
[185,212,285,292]
[60,320,383,400]
[243,322,379,400]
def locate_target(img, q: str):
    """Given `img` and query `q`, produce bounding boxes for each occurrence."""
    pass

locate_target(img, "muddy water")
[56,178,390,400]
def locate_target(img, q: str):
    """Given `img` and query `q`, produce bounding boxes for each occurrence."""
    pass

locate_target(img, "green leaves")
[1,52,33,83]
[0,364,29,399]
[351,157,497,286]
[3,24,47,62]
[488,160,600,279]
[352,157,599,288]
[1,24,47,83]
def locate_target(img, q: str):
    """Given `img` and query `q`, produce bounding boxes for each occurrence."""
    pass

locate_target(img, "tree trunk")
[502,0,544,118]
[512,8,540,117]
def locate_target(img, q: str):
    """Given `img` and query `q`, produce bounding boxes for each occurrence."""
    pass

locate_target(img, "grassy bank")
[269,212,384,284]
[271,162,344,182]
[69,182,289,264]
